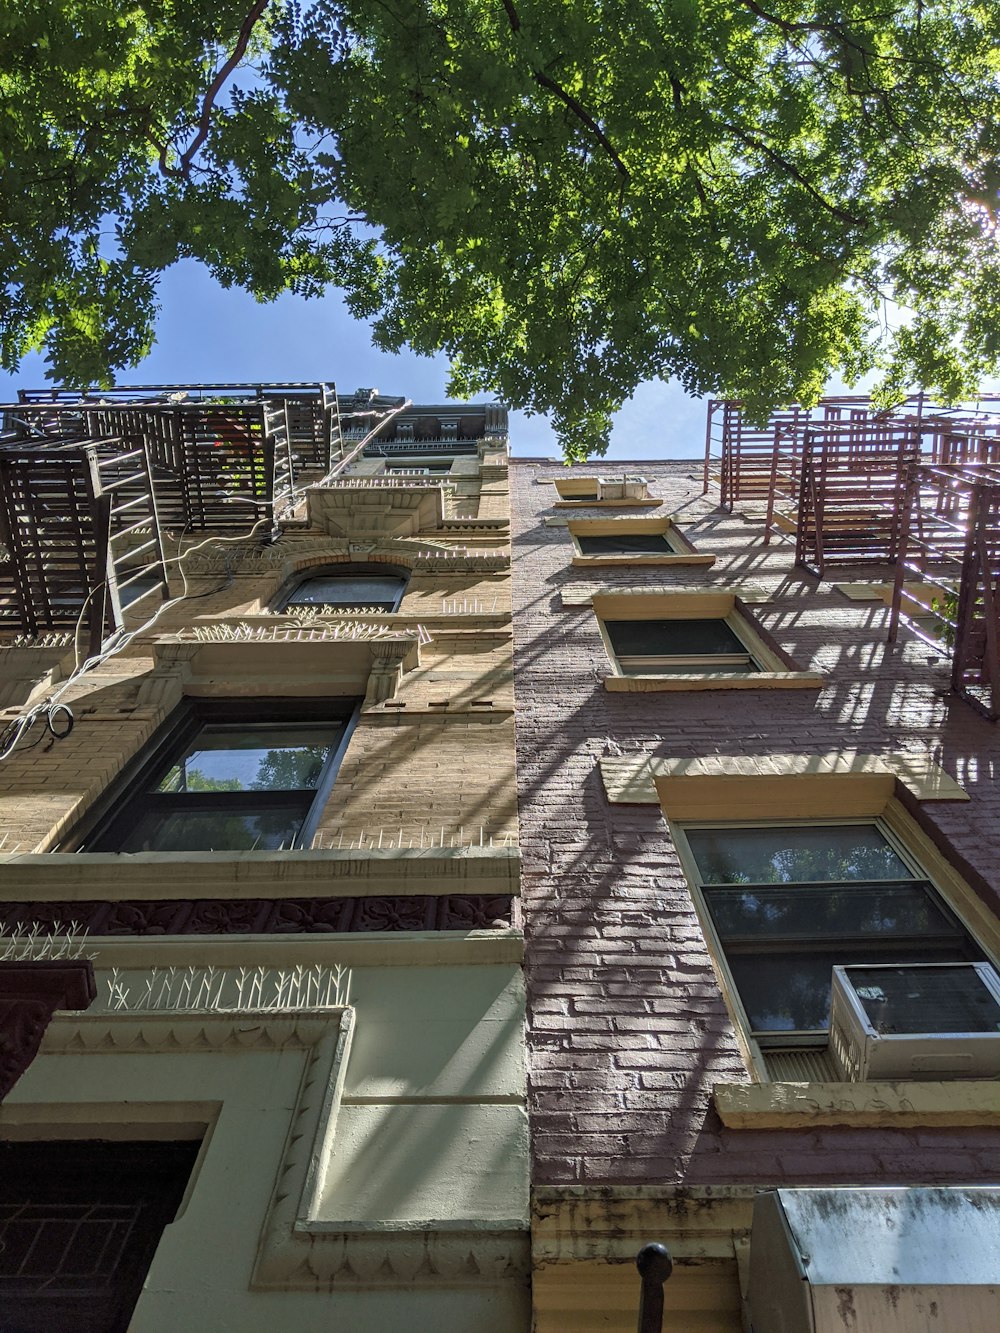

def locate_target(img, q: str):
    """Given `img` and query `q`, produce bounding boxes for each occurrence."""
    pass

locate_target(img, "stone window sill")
[714,1080,1000,1128]
[604,671,824,692]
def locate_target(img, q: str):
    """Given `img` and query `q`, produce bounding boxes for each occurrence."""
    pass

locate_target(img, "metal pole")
[636,1242,673,1333]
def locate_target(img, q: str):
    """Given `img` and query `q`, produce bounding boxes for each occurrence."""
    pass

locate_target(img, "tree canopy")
[4,0,1000,457]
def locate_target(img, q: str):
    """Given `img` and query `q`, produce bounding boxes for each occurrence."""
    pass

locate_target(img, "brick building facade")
[510,458,1000,1331]
[0,390,529,1332]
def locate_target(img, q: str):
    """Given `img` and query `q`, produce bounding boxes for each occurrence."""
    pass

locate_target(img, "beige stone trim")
[560,584,771,607]
[714,1080,1000,1128]
[554,499,663,509]
[581,588,813,688]
[604,671,822,692]
[834,581,941,608]
[532,1258,741,1333]
[599,751,969,808]
[142,635,422,710]
[0,846,520,900]
[10,931,524,971]
[573,553,715,567]
[564,516,717,568]
[532,1184,753,1264]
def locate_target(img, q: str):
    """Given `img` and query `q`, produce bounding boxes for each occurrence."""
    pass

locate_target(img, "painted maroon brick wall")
[510,458,1000,1186]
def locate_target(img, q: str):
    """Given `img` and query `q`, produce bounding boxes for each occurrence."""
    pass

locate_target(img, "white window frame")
[670,814,1000,1081]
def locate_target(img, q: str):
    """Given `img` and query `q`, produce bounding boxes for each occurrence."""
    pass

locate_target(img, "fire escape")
[704,395,1000,718]
[0,383,345,654]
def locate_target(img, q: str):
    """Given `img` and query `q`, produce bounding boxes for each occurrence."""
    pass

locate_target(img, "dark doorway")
[0,1139,200,1333]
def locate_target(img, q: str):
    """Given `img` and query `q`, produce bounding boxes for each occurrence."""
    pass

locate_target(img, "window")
[592,590,820,690]
[568,519,716,567]
[84,700,358,852]
[278,563,408,613]
[0,1140,198,1333]
[605,617,758,675]
[578,533,674,555]
[384,462,452,476]
[554,476,599,502]
[676,821,985,1050]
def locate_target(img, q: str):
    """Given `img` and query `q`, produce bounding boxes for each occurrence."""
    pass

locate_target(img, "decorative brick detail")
[0,896,513,936]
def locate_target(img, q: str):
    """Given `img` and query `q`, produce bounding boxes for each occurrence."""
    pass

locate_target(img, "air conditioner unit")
[597,477,650,501]
[829,962,1000,1080]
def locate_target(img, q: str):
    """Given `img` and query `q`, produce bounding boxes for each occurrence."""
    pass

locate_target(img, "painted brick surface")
[511,458,1000,1186]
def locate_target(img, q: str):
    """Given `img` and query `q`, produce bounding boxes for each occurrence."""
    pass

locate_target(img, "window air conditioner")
[829,962,1000,1080]
[598,476,649,501]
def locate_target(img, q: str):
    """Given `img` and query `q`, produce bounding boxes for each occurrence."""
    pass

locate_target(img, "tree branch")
[723,120,866,227]
[158,0,271,180]
[500,1,630,184]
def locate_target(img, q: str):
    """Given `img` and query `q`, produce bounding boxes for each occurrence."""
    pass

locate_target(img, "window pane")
[844,965,1000,1035]
[618,657,755,676]
[687,825,913,884]
[117,806,307,852]
[286,575,405,608]
[731,946,970,1033]
[578,534,674,555]
[705,884,955,941]
[158,726,341,792]
[605,619,747,657]
[385,463,451,474]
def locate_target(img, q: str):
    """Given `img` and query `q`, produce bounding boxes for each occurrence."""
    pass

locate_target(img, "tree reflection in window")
[683,823,985,1039]
[88,717,352,853]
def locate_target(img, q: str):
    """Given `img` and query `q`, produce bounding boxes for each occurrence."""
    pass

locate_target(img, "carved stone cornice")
[0,960,96,1100]
[136,631,422,707]
[0,894,515,937]
[306,484,446,539]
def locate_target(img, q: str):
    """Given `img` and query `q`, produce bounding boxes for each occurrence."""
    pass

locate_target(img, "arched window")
[278,563,408,614]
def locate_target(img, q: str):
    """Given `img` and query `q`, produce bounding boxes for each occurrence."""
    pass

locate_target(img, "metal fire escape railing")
[888,462,1000,720]
[702,395,1000,545]
[2,400,296,533]
[794,419,920,578]
[0,382,496,649]
[0,435,167,654]
[11,381,342,476]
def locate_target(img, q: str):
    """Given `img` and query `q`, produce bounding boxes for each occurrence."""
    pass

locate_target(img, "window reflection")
[686,822,984,1039]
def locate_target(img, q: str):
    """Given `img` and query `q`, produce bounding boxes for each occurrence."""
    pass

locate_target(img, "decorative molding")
[599,751,970,807]
[560,583,771,607]
[185,535,509,579]
[604,669,823,692]
[306,484,447,539]
[0,895,515,937]
[38,1002,529,1289]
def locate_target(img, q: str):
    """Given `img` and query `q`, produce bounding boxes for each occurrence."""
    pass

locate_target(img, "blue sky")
[0,259,709,461]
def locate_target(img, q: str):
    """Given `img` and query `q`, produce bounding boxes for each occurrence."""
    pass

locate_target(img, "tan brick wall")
[0,452,516,858]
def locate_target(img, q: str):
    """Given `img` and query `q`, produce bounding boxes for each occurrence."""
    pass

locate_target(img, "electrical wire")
[0,515,273,764]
